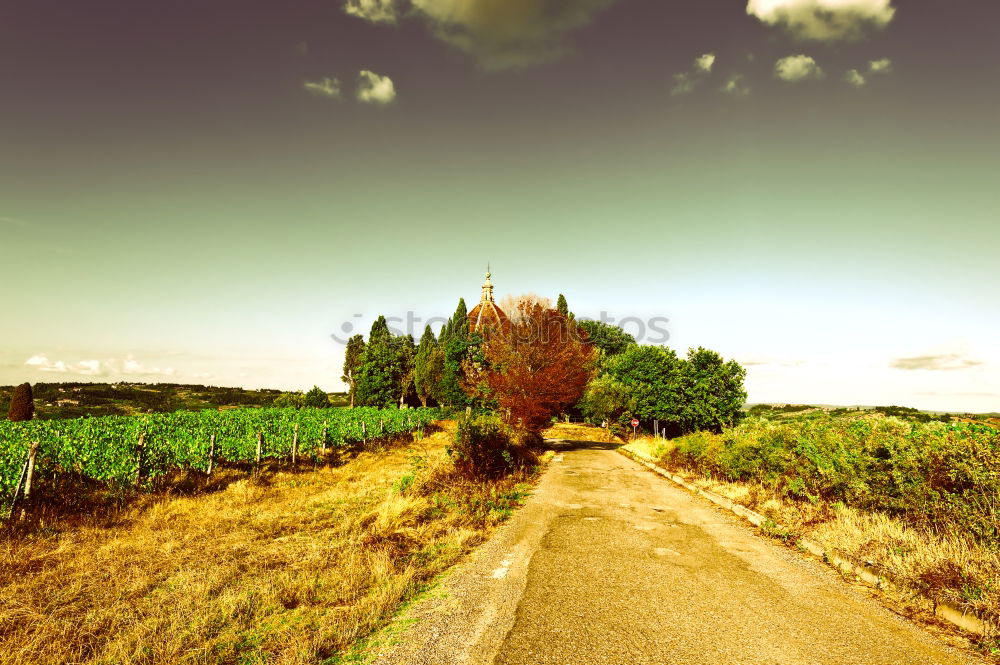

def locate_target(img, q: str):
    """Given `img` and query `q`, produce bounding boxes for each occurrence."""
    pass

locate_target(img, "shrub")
[7,382,34,422]
[448,415,523,478]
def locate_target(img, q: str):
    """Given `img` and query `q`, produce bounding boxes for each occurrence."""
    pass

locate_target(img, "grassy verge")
[0,421,541,665]
[624,414,1000,658]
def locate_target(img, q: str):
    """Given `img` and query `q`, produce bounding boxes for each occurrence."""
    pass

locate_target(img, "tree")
[341,334,366,408]
[679,347,747,432]
[413,325,439,407]
[274,392,305,409]
[466,300,595,434]
[556,293,569,317]
[579,375,634,426]
[438,298,471,407]
[304,385,329,408]
[354,316,414,409]
[578,320,637,358]
[603,345,685,433]
[7,382,34,421]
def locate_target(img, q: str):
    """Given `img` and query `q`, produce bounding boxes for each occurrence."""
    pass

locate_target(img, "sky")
[1,0,998,412]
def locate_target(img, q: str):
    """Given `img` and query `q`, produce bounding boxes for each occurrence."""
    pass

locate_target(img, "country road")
[370,438,981,665]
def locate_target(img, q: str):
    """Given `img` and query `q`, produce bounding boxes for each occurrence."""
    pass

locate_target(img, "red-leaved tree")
[465,299,596,434]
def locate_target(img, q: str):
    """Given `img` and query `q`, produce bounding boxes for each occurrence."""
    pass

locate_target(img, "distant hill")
[0,382,349,420]
[744,403,999,426]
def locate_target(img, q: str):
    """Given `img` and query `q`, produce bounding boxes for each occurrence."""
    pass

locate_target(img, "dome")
[468,268,509,331]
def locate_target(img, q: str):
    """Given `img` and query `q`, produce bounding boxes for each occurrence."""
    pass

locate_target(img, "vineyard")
[1,406,440,512]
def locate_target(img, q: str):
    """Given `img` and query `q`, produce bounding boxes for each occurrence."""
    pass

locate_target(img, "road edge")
[616,445,995,639]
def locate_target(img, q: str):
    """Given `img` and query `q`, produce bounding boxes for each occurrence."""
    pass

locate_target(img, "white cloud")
[720,74,751,97]
[356,70,397,104]
[774,54,824,81]
[747,0,896,41]
[868,57,893,73]
[671,53,717,96]
[26,355,105,376]
[303,77,342,99]
[671,73,696,96]
[694,53,716,73]
[24,354,175,377]
[845,68,866,87]
[345,0,615,70]
[344,0,399,23]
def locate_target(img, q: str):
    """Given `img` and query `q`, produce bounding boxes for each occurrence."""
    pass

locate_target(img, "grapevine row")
[0,406,440,504]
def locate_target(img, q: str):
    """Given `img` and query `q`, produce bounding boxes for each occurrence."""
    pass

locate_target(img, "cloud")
[26,355,106,376]
[845,68,866,86]
[0,216,29,228]
[720,74,751,97]
[774,54,824,81]
[25,354,176,377]
[694,53,716,73]
[747,0,896,42]
[671,53,717,96]
[868,57,893,73]
[671,73,697,96]
[344,0,399,23]
[356,70,396,104]
[845,57,893,87]
[890,354,985,371]
[303,77,342,99]
[344,0,615,70]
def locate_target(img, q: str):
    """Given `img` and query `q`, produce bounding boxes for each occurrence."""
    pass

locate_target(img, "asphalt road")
[371,440,981,665]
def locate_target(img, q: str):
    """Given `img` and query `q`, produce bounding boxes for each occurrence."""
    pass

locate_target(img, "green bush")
[448,415,520,478]
[661,415,1000,545]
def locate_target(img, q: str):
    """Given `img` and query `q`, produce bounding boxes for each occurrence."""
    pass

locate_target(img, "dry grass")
[0,422,540,665]
[626,437,1000,649]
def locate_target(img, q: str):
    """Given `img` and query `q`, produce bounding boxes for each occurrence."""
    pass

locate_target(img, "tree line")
[341,293,747,439]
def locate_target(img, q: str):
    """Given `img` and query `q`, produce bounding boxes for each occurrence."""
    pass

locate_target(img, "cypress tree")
[557,294,569,317]
[7,382,34,422]
[413,325,438,407]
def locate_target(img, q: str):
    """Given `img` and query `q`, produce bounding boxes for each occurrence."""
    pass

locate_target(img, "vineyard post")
[362,421,367,447]
[5,448,32,522]
[134,433,146,487]
[322,421,328,455]
[256,431,264,469]
[19,442,40,521]
[379,419,384,438]
[207,433,216,476]
[292,424,299,466]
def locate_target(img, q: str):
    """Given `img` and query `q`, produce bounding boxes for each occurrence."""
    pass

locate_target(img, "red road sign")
[630,418,639,427]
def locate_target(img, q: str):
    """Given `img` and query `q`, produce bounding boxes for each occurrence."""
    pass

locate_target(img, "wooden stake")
[256,431,264,467]
[292,424,299,466]
[362,421,367,446]
[322,421,328,454]
[206,433,216,476]
[5,448,31,522]
[18,443,39,522]
[134,433,146,487]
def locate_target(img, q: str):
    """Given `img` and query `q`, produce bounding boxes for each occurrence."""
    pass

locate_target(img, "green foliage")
[556,294,569,317]
[448,414,518,478]
[273,392,305,409]
[354,319,416,409]
[577,320,636,358]
[579,375,634,426]
[342,334,366,408]
[603,345,684,428]
[7,382,34,422]
[413,326,440,407]
[437,299,472,408]
[592,345,746,436]
[0,406,441,502]
[662,415,1000,545]
[303,386,330,408]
